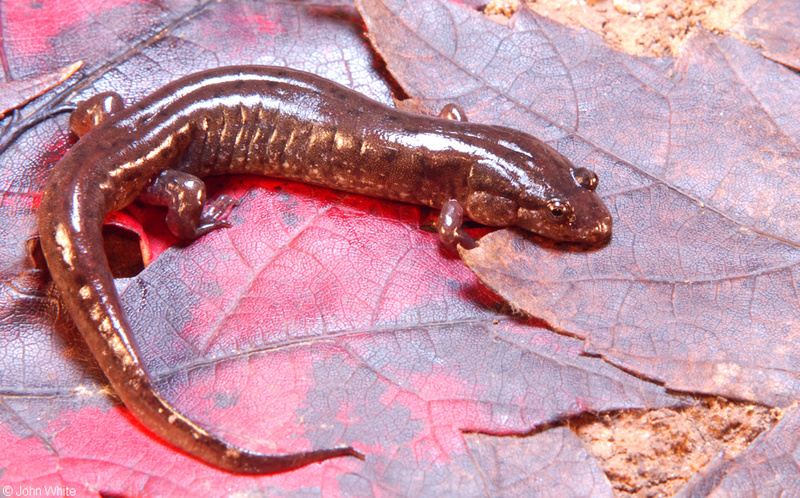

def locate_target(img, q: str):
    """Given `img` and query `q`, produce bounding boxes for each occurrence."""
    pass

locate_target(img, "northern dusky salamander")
[38,65,612,474]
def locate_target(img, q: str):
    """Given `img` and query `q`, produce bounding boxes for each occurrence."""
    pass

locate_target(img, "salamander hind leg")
[140,170,239,239]
[69,92,125,137]
[438,103,468,122]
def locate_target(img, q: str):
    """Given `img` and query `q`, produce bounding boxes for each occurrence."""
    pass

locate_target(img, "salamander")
[38,65,612,474]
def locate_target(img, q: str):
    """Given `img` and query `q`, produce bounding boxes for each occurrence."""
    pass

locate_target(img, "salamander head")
[464,139,613,246]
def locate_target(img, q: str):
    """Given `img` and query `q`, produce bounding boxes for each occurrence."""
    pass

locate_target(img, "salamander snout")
[581,210,613,245]
[515,194,613,246]
[531,164,613,246]
[461,130,615,246]
[507,162,613,247]
[568,170,613,245]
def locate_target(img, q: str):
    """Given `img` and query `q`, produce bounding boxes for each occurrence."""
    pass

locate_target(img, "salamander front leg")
[438,200,477,250]
[140,170,239,239]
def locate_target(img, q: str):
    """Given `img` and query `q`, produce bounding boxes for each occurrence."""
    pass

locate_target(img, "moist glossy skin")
[38,65,612,474]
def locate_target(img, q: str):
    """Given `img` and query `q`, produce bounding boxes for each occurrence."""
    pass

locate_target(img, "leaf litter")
[1,0,797,494]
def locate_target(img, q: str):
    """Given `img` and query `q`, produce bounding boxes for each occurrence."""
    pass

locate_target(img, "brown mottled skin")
[38,66,612,473]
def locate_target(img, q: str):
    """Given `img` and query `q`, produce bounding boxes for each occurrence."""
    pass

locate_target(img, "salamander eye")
[545,199,573,223]
[572,167,599,191]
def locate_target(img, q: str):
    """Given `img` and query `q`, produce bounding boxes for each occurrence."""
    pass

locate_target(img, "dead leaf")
[465,427,615,496]
[677,403,800,496]
[0,61,82,118]
[732,0,800,70]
